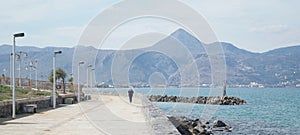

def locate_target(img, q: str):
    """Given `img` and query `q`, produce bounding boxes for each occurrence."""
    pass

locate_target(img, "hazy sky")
[0,0,299,52]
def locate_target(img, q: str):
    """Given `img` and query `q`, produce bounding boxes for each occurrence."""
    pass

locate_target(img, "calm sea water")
[99,88,300,134]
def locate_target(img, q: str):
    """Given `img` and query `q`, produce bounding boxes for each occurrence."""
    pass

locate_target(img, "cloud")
[249,25,289,33]
[1,0,300,52]
[0,0,108,47]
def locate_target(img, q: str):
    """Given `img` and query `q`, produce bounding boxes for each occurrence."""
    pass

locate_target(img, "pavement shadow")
[0,121,38,125]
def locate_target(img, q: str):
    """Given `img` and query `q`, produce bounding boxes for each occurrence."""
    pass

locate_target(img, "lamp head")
[24,53,28,58]
[54,50,62,54]
[16,55,21,61]
[13,33,25,37]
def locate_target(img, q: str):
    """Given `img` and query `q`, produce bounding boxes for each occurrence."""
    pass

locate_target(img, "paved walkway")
[0,94,151,135]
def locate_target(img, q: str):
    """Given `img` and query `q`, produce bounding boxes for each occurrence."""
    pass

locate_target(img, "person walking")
[128,87,134,103]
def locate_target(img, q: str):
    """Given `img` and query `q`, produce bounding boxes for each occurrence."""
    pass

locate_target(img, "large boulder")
[213,120,227,127]
[168,116,212,135]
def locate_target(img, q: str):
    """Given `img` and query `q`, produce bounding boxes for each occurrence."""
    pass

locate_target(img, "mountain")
[0,45,73,82]
[244,46,300,86]
[0,29,299,87]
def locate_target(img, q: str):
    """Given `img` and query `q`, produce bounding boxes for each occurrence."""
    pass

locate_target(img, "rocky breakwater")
[168,116,232,135]
[148,95,246,105]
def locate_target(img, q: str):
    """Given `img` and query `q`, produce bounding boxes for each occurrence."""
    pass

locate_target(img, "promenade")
[0,94,151,135]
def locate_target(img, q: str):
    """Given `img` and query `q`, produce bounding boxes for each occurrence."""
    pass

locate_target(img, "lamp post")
[90,68,95,88]
[29,61,33,87]
[10,53,12,88]
[3,68,7,84]
[86,64,92,88]
[78,61,84,102]
[53,50,62,109]
[27,60,37,89]
[35,60,38,90]
[16,51,28,87]
[12,32,25,118]
[25,66,29,86]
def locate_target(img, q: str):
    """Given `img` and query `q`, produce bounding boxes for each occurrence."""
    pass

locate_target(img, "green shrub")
[0,85,51,101]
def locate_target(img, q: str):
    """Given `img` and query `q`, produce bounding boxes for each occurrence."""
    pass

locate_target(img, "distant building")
[250,82,264,88]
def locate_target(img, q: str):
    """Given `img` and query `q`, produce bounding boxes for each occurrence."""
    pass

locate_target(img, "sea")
[98,88,300,134]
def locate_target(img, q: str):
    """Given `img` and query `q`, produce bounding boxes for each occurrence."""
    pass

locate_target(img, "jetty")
[148,95,247,105]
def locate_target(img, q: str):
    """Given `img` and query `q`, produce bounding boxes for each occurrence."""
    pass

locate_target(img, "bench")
[23,104,37,113]
[84,95,91,101]
[64,98,74,104]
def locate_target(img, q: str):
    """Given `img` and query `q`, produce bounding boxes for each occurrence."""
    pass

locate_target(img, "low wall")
[0,100,13,117]
[0,94,76,117]
[140,94,180,135]
[0,97,51,117]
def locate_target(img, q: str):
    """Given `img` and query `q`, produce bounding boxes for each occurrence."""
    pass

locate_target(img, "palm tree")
[49,68,67,93]
[68,77,74,92]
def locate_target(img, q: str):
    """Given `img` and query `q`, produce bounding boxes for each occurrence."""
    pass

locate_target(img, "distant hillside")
[0,29,299,87]
[0,45,74,82]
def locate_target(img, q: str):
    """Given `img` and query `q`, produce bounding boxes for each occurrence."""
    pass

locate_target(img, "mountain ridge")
[0,29,299,87]
[2,42,298,54]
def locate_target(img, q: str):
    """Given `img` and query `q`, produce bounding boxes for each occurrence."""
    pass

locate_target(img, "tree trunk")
[63,78,66,94]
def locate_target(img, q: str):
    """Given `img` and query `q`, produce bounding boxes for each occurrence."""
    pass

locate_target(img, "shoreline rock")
[148,95,246,105]
[168,116,232,135]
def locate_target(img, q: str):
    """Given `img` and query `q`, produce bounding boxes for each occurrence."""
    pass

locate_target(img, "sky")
[0,0,299,53]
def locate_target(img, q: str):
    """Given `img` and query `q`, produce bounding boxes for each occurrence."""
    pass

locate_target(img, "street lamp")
[53,50,62,109]
[16,51,28,87]
[90,68,95,88]
[78,61,84,102]
[35,60,38,90]
[29,61,33,87]
[3,68,7,84]
[10,53,12,88]
[12,32,25,118]
[86,64,92,88]
[27,60,37,89]
[25,66,29,86]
